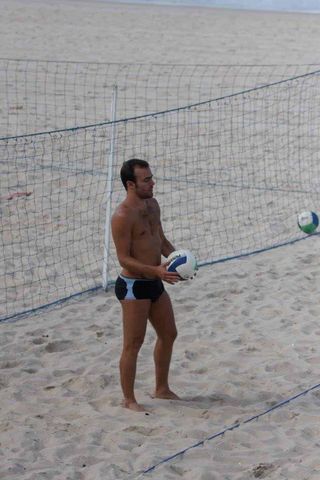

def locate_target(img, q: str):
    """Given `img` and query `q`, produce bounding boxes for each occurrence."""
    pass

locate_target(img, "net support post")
[102,85,118,291]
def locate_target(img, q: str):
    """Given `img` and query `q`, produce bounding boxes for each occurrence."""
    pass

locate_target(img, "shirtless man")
[111,158,181,412]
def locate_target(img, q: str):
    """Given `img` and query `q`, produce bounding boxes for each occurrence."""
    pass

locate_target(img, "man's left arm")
[161,232,175,258]
[158,217,175,258]
[151,198,176,257]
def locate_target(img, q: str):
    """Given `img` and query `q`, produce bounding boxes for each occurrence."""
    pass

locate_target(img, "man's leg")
[120,299,151,411]
[149,291,179,399]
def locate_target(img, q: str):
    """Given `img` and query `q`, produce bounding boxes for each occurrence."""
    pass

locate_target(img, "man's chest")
[134,209,160,238]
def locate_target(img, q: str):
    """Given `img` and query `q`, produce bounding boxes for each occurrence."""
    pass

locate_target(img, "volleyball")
[297,211,319,234]
[167,249,198,280]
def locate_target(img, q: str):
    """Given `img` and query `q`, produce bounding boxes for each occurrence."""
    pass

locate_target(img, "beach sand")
[1,1,320,479]
[1,0,320,64]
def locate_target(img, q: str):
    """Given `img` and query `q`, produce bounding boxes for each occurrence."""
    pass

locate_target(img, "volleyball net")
[2,59,318,137]
[1,61,320,321]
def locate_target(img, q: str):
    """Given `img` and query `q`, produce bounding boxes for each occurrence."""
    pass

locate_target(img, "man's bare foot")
[152,389,180,400]
[122,399,148,412]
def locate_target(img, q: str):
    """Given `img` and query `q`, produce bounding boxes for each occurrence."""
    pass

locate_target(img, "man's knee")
[160,327,177,344]
[124,335,145,354]
[171,327,178,343]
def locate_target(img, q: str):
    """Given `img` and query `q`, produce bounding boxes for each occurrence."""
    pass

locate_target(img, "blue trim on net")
[0,285,106,324]
[1,233,318,324]
[1,68,320,141]
[142,382,320,475]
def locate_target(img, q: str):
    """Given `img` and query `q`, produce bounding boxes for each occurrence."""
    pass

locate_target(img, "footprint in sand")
[0,360,20,369]
[191,367,208,374]
[181,305,195,313]
[234,271,248,279]
[123,425,163,436]
[252,463,276,478]
[0,377,9,388]
[44,340,73,353]
[32,337,47,345]
[95,304,107,313]
[22,368,38,374]
[184,350,198,360]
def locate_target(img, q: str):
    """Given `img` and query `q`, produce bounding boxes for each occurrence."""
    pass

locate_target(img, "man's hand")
[154,262,181,285]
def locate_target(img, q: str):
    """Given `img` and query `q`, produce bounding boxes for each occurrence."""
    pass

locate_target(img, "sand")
[1,1,320,479]
[1,0,320,64]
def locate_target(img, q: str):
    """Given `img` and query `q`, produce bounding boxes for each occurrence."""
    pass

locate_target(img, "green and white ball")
[297,211,319,234]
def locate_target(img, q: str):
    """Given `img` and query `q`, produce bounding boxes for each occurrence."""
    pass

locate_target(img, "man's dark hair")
[120,158,149,190]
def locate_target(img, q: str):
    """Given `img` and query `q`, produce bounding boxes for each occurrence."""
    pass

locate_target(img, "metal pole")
[102,85,118,290]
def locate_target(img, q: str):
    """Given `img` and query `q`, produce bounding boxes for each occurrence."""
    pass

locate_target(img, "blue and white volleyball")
[297,211,319,234]
[167,249,198,280]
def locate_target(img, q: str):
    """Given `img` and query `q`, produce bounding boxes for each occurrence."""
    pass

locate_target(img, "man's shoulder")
[112,202,135,222]
[146,197,160,210]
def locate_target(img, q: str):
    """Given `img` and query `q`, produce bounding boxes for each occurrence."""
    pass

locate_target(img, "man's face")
[132,166,155,199]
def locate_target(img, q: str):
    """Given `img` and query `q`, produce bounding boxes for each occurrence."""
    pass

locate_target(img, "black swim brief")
[115,275,164,302]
